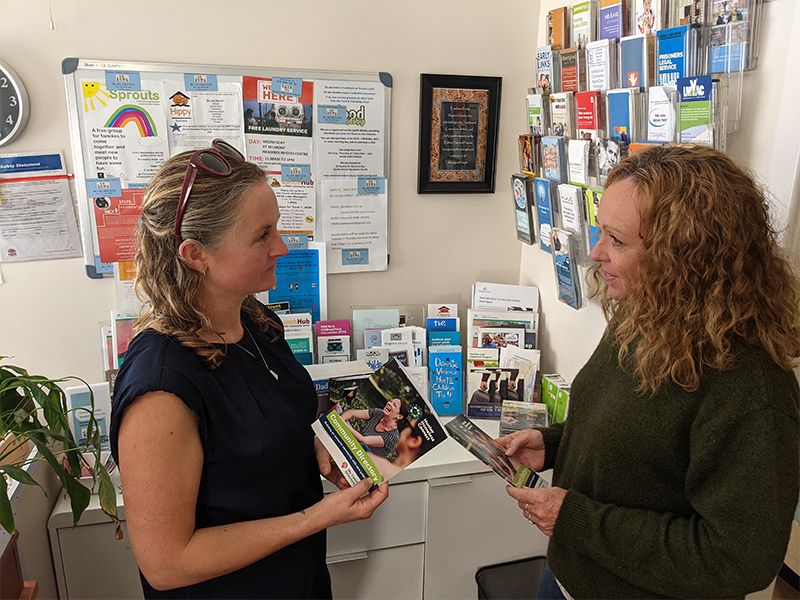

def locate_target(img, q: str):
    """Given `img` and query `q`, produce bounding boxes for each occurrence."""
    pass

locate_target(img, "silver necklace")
[234,325,279,380]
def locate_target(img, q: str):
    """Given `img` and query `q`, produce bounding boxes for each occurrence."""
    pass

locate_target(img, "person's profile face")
[202,181,289,296]
[589,178,647,301]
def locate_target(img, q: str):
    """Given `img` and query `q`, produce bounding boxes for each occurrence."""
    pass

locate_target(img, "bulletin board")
[62,58,392,278]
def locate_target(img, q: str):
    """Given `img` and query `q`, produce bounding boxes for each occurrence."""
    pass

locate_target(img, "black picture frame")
[417,74,502,194]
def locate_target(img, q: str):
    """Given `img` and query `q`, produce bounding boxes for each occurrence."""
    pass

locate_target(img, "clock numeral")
[8,96,17,107]
[6,115,14,126]
[0,77,7,88]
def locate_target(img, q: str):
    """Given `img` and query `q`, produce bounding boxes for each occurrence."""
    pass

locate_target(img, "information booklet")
[547,6,570,50]
[512,173,537,245]
[526,92,551,135]
[551,228,585,310]
[678,75,717,147]
[536,46,562,94]
[586,38,618,91]
[599,0,626,40]
[312,358,447,487]
[571,0,597,48]
[647,85,678,141]
[656,24,700,85]
[560,47,587,94]
[445,415,549,488]
[549,93,576,139]
[619,33,655,89]
[534,177,559,253]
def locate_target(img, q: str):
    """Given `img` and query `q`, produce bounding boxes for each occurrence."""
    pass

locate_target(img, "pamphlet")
[445,415,549,488]
[312,359,447,487]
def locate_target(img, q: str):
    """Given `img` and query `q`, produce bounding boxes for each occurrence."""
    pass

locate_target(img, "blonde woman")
[110,142,387,599]
[500,145,800,599]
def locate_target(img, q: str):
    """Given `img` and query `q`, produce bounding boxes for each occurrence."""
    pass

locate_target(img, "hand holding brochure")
[445,415,549,489]
[312,358,447,488]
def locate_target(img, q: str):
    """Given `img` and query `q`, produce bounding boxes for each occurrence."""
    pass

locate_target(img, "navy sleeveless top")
[110,307,331,599]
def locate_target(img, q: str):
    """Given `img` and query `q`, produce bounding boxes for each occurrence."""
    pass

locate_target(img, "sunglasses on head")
[174,139,245,244]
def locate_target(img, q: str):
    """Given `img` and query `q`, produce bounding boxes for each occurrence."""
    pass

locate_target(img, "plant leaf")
[0,464,40,488]
[0,475,15,535]
[96,465,123,540]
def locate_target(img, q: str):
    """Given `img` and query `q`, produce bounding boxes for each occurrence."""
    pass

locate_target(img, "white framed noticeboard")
[62,57,392,278]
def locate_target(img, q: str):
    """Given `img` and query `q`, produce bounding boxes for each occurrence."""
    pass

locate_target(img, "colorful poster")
[314,80,385,178]
[94,188,145,263]
[266,242,327,323]
[242,76,316,237]
[80,77,169,185]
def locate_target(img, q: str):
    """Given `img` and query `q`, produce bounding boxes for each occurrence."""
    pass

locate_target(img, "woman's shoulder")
[702,344,799,418]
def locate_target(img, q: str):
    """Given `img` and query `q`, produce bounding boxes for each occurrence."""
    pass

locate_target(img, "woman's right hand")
[312,478,389,528]
[495,429,546,472]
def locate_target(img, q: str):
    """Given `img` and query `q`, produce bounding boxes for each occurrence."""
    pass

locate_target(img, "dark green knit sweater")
[542,330,800,599]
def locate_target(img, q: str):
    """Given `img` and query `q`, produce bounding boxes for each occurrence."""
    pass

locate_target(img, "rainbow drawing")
[104,105,158,137]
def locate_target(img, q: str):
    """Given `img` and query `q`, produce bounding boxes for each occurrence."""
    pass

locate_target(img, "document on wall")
[263,241,328,323]
[314,80,385,179]
[0,151,82,262]
[162,73,245,155]
[79,76,170,186]
[242,76,316,238]
[320,177,388,273]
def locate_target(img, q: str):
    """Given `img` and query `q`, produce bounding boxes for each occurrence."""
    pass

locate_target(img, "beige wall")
[524,0,800,380]
[0,0,540,384]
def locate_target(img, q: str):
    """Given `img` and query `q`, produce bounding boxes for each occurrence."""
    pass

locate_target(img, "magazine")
[312,358,447,487]
[445,415,549,488]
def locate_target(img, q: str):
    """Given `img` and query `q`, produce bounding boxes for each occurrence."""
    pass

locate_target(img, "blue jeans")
[535,565,567,600]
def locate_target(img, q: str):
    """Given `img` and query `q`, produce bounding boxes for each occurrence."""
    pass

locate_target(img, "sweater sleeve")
[552,381,799,598]
[538,422,565,472]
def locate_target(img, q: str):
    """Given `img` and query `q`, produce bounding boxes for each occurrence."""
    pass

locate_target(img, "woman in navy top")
[110,141,387,599]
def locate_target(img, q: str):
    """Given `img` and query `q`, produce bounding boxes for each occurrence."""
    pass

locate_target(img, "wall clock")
[0,59,30,147]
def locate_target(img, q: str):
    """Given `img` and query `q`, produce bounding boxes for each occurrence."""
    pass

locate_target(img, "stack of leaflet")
[536,46,562,94]
[656,24,700,86]
[620,33,656,89]
[585,187,603,254]
[606,87,643,143]
[541,374,571,424]
[534,177,560,254]
[426,303,462,414]
[279,313,314,365]
[304,360,372,419]
[549,93,576,138]
[466,282,539,419]
[511,173,537,246]
[541,136,569,184]
[678,75,724,151]
[526,90,551,136]
[586,38,618,92]
[559,46,587,93]
[557,183,591,267]
[647,85,678,142]
[551,229,585,310]
[315,319,351,363]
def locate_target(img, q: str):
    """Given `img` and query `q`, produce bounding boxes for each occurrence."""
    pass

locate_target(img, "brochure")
[312,358,447,487]
[445,415,549,488]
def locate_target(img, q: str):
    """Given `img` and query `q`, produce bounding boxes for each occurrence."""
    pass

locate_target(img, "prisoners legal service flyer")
[312,358,447,487]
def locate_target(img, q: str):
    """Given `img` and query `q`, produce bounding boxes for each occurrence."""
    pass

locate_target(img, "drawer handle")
[326,551,369,565]
[428,476,473,488]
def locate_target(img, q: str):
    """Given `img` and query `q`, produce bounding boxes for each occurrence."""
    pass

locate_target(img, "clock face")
[0,60,30,147]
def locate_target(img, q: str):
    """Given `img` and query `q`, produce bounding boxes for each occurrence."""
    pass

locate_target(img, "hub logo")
[346,106,366,127]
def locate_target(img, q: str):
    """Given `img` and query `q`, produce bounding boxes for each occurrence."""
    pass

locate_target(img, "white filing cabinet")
[48,421,549,599]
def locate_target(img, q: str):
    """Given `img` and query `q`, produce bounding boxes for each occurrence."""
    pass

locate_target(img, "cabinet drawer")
[326,481,427,556]
[328,543,424,600]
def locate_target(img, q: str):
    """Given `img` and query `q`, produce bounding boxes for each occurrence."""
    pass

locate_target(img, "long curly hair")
[133,150,279,369]
[588,144,800,393]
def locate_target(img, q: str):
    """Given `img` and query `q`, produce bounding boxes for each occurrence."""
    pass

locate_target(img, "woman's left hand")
[506,485,568,536]
[314,437,349,490]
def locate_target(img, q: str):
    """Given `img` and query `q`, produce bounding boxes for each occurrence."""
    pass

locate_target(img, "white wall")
[524,0,800,381]
[0,0,541,385]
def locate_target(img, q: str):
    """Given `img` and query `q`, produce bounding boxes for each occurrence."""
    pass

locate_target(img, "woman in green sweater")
[499,145,800,599]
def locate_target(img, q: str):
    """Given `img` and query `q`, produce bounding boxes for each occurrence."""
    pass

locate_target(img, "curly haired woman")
[500,145,800,599]
[109,142,387,599]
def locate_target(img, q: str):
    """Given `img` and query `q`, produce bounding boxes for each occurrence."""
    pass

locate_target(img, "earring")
[201,269,206,276]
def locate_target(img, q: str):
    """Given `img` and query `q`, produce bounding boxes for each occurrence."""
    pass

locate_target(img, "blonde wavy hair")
[133,151,280,369]
[589,144,800,393]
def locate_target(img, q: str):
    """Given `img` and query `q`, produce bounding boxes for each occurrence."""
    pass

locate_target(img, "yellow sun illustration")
[83,82,111,112]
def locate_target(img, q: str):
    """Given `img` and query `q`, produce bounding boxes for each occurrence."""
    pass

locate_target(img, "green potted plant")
[0,357,121,539]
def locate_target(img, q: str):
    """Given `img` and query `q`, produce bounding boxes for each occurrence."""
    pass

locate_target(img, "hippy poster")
[242,77,316,237]
[163,73,245,155]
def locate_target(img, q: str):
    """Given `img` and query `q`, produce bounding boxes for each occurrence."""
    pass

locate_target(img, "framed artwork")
[417,74,502,194]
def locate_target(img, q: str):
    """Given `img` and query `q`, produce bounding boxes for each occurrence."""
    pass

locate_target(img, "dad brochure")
[312,358,447,488]
[445,414,549,489]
